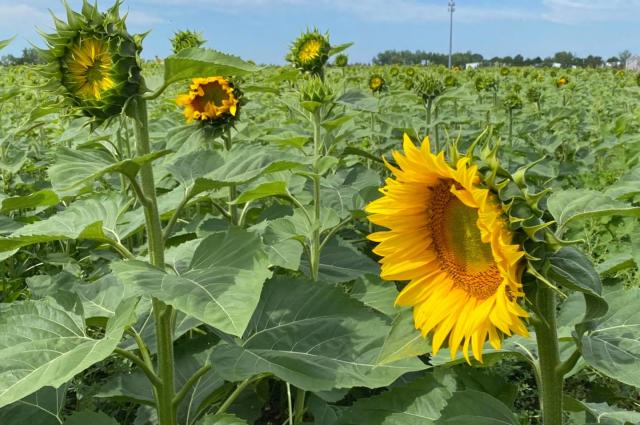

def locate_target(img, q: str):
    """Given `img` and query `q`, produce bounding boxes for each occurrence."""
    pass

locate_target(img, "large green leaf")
[336,89,378,113]
[64,411,120,425]
[0,194,130,259]
[338,375,453,425]
[547,247,608,336]
[48,146,170,196]
[0,386,67,425]
[0,189,59,214]
[604,167,640,200]
[436,390,519,424]
[112,228,272,337]
[351,274,399,317]
[0,296,138,408]
[164,48,260,85]
[211,277,426,392]
[27,272,126,319]
[300,238,379,283]
[377,309,431,365]
[165,146,305,198]
[582,288,640,389]
[547,189,640,232]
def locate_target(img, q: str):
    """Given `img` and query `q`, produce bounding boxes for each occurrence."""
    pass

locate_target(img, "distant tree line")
[1,48,45,66]
[373,49,633,68]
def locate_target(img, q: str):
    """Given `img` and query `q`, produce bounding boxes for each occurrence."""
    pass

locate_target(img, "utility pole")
[448,0,455,69]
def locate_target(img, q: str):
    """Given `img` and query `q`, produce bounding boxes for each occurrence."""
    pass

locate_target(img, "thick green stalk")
[508,108,514,147]
[309,109,322,282]
[132,97,176,425]
[533,285,563,425]
[224,127,238,224]
[425,98,433,144]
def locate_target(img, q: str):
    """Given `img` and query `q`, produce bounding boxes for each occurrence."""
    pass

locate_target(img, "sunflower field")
[1,2,640,425]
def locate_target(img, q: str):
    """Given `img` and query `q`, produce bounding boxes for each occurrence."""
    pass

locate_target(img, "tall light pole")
[448,0,455,69]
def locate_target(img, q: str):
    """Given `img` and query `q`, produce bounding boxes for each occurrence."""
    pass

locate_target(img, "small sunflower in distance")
[366,135,529,362]
[287,29,331,76]
[335,54,348,67]
[171,29,206,54]
[176,76,240,127]
[556,76,568,88]
[369,74,386,93]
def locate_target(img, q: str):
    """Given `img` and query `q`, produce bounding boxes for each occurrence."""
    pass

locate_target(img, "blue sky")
[1,0,639,64]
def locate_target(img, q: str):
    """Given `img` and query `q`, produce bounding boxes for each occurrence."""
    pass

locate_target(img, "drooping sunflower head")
[176,76,241,129]
[415,73,445,102]
[500,67,510,76]
[287,29,331,76]
[526,85,542,103]
[504,92,523,111]
[389,66,400,77]
[368,74,386,93]
[334,53,348,67]
[444,73,458,88]
[406,67,416,77]
[171,29,206,54]
[366,134,529,362]
[40,0,143,124]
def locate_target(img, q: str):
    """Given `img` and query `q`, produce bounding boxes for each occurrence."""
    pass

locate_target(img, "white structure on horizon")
[626,55,640,71]
[465,62,480,69]
[552,62,562,68]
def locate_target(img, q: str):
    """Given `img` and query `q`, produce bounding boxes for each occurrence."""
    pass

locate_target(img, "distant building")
[465,62,480,69]
[552,62,562,68]
[626,55,640,71]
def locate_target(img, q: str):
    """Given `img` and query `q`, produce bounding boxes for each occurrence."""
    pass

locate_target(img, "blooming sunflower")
[556,77,568,88]
[63,38,115,100]
[40,1,142,124]
[287,29,330,75]
[176,76,239,124]
[366,135,529,362]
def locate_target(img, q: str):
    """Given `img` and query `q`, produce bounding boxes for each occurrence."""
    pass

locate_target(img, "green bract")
[40,0,143,125]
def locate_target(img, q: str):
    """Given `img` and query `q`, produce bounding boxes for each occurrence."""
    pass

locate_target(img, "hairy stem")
[224,127,238,224]
[132,97,176,425]
[309,109,322,282]
[533,284,563,425]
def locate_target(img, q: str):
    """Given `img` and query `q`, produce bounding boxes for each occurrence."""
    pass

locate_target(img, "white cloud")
[0,4,52,35]
[124,9,167,27]
[541,0,640,23]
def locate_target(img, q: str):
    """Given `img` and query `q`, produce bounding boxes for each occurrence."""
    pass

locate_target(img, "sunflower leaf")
[164,48,260,86]
[49,146,171,197]
[211,276,426,392]
[547,188,640,233]
[0,295,138,408]
[547,247,608,337]
[111,228,272,337]
[581,288,640,389]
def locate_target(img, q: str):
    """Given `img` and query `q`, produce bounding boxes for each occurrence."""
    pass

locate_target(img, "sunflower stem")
[310,109,323,282]
[131,96,176,425]
[533,284,564,425]
[224,126,238,224]
[508,108,514,147]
